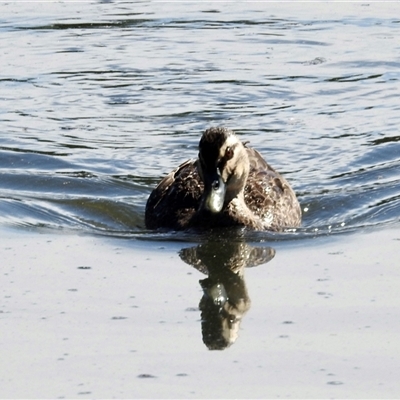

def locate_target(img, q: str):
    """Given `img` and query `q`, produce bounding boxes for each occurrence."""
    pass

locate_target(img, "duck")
[145,127,301,231]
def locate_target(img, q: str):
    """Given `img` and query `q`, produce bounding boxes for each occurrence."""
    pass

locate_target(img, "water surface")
[1,2,400,239]
[2,4,400,399]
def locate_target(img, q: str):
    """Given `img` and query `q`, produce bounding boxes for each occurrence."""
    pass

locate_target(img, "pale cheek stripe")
[224,134,239,149]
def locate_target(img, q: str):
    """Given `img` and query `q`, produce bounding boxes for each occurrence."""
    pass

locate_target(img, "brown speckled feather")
[243,147,301,230]
[145,144,301,231]
[145,159,203,230]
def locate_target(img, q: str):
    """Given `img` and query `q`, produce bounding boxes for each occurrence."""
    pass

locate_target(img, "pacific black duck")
[145,127,301,231]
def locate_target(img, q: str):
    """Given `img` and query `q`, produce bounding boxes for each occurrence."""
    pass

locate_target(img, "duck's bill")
[204,175,226,213]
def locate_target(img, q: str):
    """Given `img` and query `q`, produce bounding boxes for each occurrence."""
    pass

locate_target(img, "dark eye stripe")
[217,146,235,172]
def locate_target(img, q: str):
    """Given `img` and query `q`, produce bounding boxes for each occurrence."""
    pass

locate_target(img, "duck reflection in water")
[179,240,275,350]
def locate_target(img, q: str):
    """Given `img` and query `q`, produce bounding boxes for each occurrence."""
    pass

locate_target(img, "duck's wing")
[145,159,203,230]
[244,147,302,230]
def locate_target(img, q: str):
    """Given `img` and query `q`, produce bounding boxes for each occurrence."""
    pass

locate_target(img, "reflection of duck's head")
[179,240,275,350]
[200,272,247,350]
[198,127,249,214]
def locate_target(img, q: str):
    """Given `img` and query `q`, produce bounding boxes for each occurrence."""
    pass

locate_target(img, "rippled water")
[1,2,400,239]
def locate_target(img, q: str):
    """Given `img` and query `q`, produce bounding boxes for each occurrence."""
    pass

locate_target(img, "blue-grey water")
[1,2,400,239]
[2,4,400,398]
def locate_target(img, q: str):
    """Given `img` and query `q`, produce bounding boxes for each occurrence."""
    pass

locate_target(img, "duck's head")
[198,127,249,213]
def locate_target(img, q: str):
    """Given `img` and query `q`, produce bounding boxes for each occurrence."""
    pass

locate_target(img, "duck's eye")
[225,146,234,160]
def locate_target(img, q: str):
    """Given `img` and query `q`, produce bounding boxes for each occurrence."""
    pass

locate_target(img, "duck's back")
[145,147,301,230]
[145,159,203,230]
[243,147,302,230]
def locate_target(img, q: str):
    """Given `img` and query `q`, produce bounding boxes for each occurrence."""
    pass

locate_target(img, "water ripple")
[1,2,399,239]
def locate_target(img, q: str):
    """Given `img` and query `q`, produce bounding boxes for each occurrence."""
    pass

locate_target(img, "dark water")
[1,2,400,240]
